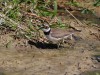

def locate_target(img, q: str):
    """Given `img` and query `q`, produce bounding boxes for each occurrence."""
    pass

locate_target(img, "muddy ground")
[0,0,100,75]
[0,24,100,75]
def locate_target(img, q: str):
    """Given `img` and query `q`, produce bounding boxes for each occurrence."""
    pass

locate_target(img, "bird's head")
[40,23,51,32]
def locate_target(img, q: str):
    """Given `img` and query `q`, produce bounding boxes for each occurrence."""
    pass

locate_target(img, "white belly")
[45,35,61,43]
[45,33,74,43]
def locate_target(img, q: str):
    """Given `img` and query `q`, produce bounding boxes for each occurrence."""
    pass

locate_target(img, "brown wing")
[50,28,73,38]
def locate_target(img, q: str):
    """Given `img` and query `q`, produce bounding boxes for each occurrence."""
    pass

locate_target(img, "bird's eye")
[44,26,48,29]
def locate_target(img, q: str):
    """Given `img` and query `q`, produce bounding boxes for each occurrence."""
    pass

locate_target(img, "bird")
[40,23,76,48]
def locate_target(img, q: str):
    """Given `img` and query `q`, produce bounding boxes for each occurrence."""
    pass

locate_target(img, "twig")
[0,13,44,53]
[22,11,50,23]
[65,8,84,26]
[0,13,24,30]
[0,13,34,40]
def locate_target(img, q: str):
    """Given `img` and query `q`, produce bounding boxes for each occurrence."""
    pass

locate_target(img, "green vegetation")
[82,71,100,75]
[93,0,100,6]
[0,0,63,41]
[66,0,80,7]
[0,0,100,74]
[0,0,99,40]
[51,19,69,29]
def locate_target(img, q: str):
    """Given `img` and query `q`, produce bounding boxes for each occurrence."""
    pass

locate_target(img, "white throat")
[42,27,51,32]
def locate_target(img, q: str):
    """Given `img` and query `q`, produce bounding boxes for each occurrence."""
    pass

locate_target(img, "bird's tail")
[63,33,74,40]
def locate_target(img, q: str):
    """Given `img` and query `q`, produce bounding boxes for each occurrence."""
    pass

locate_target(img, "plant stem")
[65,8,84,26]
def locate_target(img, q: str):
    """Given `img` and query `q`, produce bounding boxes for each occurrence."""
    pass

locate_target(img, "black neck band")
[44,29,51,35]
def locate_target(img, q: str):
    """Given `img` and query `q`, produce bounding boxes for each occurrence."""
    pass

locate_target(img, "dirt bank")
[0,26,100,75]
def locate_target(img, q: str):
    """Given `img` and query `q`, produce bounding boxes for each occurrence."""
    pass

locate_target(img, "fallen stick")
[65,8,84,26]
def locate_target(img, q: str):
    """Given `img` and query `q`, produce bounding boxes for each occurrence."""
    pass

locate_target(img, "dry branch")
[22,11,50,24]
[0,13,24,30]
[65,8,84,26]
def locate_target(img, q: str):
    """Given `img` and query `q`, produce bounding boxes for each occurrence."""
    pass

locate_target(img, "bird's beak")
[37,24,49,30]
[38,25,44,30]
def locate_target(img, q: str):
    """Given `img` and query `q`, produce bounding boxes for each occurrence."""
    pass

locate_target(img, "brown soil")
[0,0,100,75]
[0,24,100,75]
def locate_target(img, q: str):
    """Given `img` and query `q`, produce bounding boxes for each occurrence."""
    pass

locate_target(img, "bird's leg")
[71,34,73,40]
[57,40,61,49]
[57,43,61,49]
[61,39,65,48]
[67,34,76,48]
[57,39,65,49]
